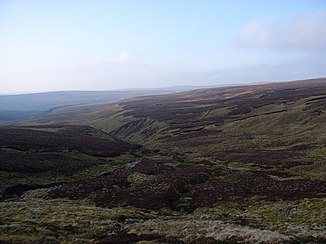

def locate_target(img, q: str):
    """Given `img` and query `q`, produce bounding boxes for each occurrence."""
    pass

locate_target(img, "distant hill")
[0,87,198,122]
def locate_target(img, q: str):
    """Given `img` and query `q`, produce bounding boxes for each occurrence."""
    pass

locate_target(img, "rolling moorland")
[1,78,326,243]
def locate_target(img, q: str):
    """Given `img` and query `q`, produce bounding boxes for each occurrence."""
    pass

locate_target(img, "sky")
[0,0,326,94]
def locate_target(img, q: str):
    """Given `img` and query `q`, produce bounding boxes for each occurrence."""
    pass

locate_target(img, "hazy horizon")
[1,0,326,93]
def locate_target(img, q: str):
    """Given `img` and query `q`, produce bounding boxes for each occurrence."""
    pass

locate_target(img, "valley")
[1,78,326,243]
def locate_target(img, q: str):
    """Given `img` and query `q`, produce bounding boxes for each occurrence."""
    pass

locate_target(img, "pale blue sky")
[1,0,326,93]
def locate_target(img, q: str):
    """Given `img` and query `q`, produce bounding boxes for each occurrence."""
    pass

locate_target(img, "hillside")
[23,78,326,156]
[1,78,326,243]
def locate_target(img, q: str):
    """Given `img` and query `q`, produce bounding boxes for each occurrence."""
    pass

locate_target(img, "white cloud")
[116,51,129,64]
[237,12,326,51]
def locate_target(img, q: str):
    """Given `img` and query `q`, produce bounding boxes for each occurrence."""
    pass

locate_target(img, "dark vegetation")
[0,125,136,157]
[49,159,213,211]
[0,151,93,173]
[0,125,137,201]
[1,78,326,243]
[49,157,326,211]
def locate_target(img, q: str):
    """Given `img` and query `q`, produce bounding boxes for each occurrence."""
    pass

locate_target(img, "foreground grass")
[0,189,156,243]
[1,188,325,243]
